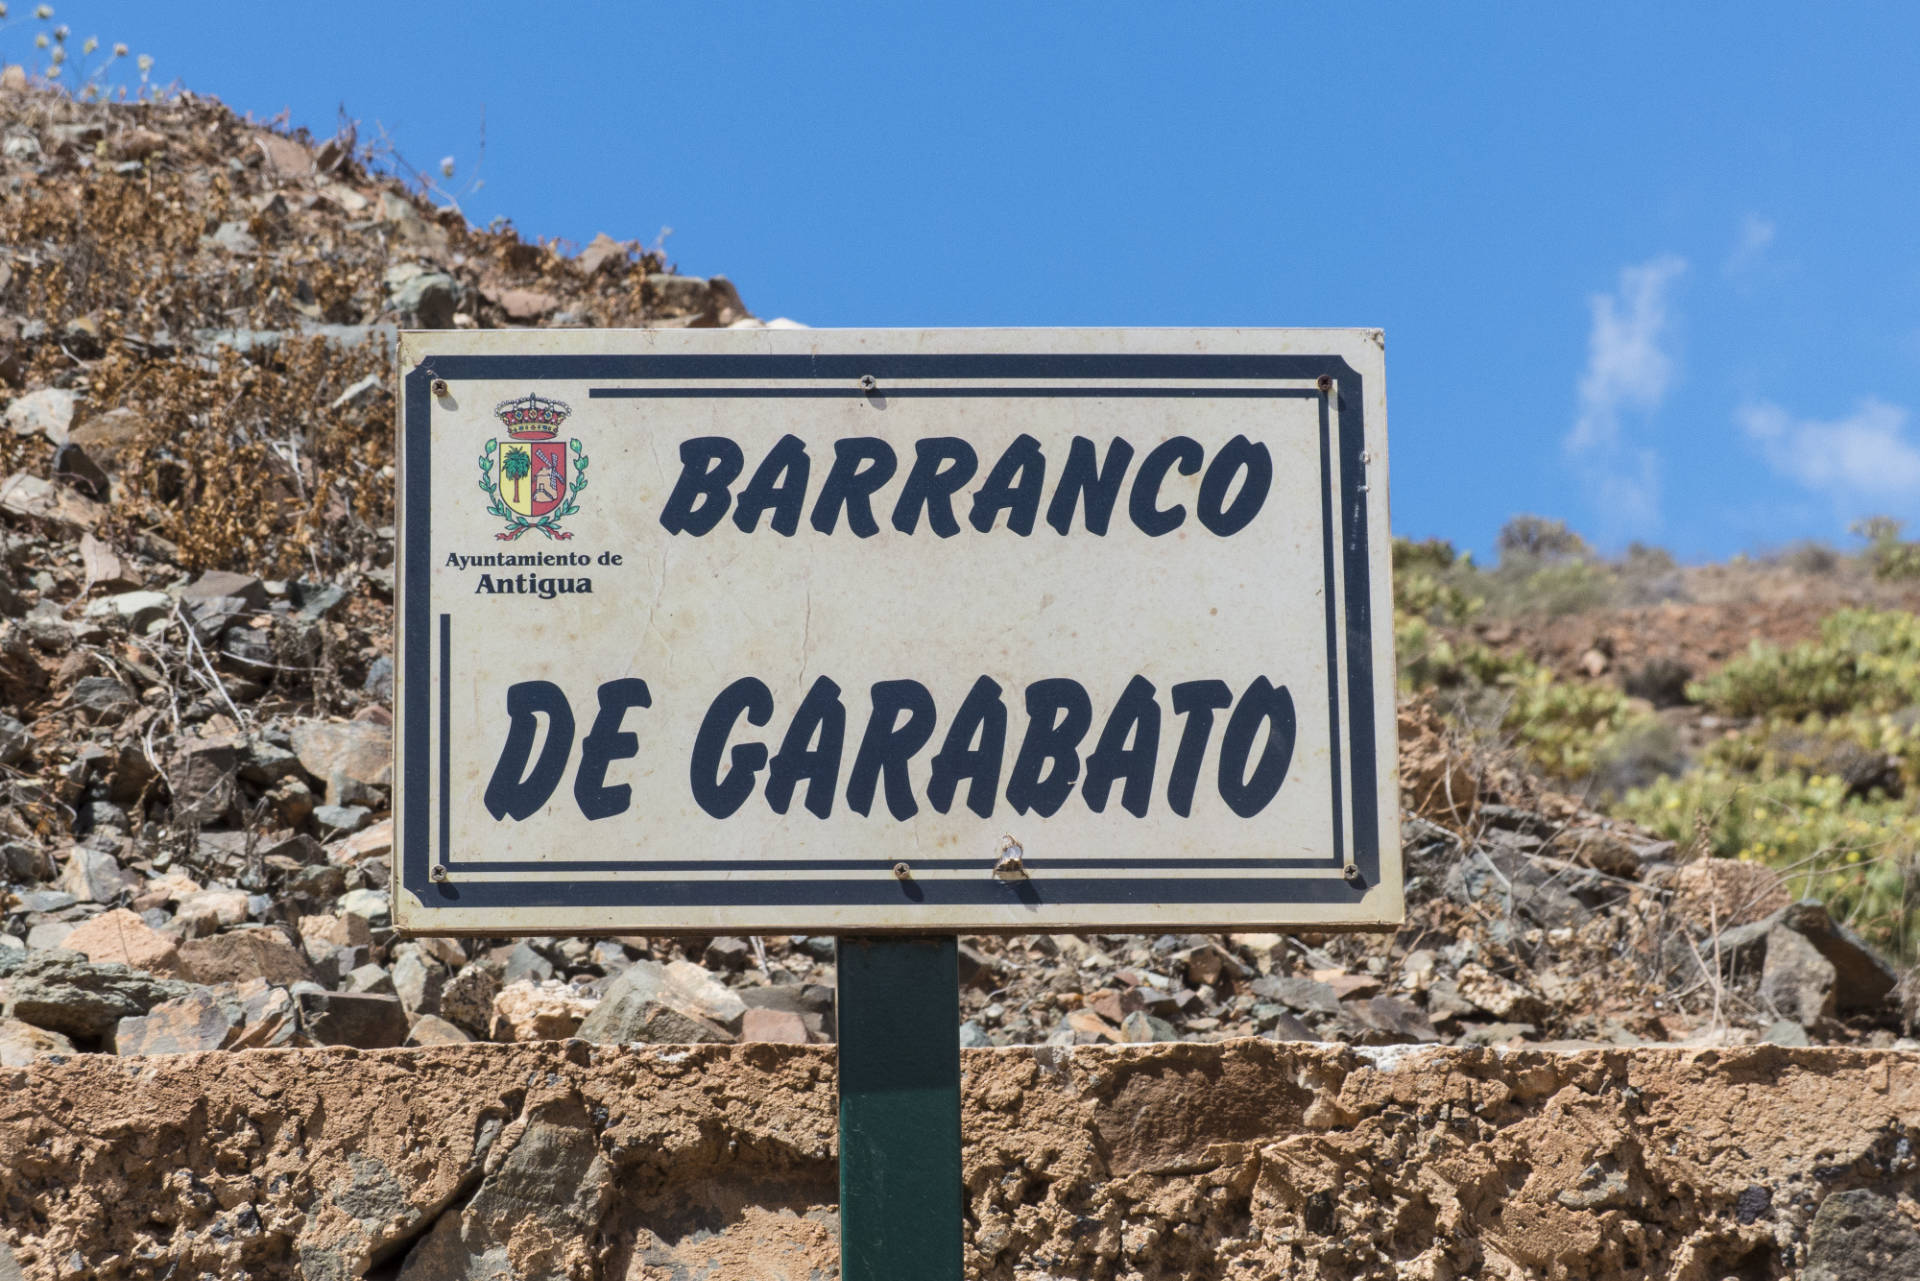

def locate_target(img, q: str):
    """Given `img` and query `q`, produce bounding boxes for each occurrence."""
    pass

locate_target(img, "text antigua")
[482,674,1296,824]
[659,433,1275,538]
[471,573,593,599]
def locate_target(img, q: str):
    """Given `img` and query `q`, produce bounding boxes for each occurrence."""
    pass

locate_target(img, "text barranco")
[659,433,1276,539]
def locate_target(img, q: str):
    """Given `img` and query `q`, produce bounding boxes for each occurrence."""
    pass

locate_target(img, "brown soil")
[1481,563,1920,690]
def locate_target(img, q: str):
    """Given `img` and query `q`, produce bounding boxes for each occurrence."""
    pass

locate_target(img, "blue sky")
[32,2,1920,561]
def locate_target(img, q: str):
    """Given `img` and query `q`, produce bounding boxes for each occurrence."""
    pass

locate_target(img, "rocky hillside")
[1,75,1914,1074]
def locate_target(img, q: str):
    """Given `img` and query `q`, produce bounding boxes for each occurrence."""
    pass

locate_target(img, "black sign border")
[400,351,1381,914]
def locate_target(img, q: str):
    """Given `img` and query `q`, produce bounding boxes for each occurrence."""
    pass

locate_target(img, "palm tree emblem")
[501,446,532,504]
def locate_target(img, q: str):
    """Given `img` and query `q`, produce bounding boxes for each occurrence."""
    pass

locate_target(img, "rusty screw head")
[1316,375,1334,394]
[430,378,450,398]
[430,865,448,882]
[892,861,912,880]
[858,374,878,393]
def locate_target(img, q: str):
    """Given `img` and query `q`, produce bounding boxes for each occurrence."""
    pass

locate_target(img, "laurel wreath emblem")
[477,438,589,541]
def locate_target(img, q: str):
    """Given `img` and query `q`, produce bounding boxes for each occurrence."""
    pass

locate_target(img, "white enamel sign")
[393,328,1401,934]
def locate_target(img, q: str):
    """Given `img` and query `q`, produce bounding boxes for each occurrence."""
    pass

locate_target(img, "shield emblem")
[494,439,569,518]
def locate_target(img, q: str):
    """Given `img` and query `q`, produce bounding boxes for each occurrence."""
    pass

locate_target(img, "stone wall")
[2,1042,1917,1280]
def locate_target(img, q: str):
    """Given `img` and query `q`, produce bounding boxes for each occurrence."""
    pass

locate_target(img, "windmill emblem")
[478,393,589,540]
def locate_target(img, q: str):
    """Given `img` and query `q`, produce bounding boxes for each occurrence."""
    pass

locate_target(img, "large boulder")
[65,406,147,486]
[1720,899,1899,1014]
[438,964,501,1038]
[1760,927,1836,1025]
[58,909,182,978]
[114,988,235,1056]
[0,950,192,1041]
[293,987,408,1049]
[0,1016,75,1066]
[490,980,595,1042]
[575,959,743,1046]
[176,929,314,987]
[168,735,240,825]
[384,265,462,329]
[60,847,139,903]
[4,387,75,445]
[290,719,392,806]
[67,676,135,726]
[225,980,302,1051]
[393,1101,611,1281]
[391,945,447,1018]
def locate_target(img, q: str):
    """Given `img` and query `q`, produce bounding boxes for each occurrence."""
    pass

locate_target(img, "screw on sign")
[393,328,1400,1278]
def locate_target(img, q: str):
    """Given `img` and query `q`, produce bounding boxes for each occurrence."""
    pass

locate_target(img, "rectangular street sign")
[393,328,1401,935]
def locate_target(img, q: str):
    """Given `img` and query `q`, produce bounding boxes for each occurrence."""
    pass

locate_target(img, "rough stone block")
[176,929,314,987]
[294,987,409,1049]
[114,988,234,1055]
[490,980,595,1042]
[0,950,191,1041]
[58,909,182,977]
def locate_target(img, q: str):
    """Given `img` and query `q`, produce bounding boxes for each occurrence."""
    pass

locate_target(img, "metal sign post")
[836,937,962,1281]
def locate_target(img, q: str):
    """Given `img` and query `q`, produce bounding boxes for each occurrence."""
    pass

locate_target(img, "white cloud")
[1739,397,1920,511]
[1564,255,1687,536]
[1723,213,1775,278]
[1567,255,1687,454]
[1595,448,1663,535]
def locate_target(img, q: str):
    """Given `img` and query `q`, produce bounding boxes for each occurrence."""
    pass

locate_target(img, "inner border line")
[438,383,1341,879]
[438,613,450,868]
[589,386,1324,399]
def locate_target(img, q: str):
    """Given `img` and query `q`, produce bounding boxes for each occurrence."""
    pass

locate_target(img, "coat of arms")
[478,393,589,540]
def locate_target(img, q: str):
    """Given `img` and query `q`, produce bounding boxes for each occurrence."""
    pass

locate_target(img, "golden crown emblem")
[494,392,572,440]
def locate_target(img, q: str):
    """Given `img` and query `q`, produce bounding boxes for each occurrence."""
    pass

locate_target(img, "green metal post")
[836,936,962,1281]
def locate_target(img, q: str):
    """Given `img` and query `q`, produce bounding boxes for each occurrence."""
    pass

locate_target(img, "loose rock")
[490,980,595,1042]
[4,387,76,445]
[575,959,745,1045]
[0,950,192,1042]
[176,929,314,987]
[0,1016,76,1066]
[294,987,409,1049]
[58,909,181,977]
[114,988,233,1055]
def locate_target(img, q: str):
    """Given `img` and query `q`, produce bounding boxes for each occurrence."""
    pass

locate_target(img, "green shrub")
[1394,537,1515,695]
[1394,527,1620,623]
[1500,665,1639,779]
[1392,534,1644,778]
[1618,769,1920,959]
[1395,617,1525,693]
[1491,559,1619,618]
[1777,541,1841,575]
[1621,541,1677,574]
[1497,515,1589,564]
[1689,609,1920,719]
[1396,627,1644,780]
[1853,516,1906,545]
[1705,713,1915,798]
[1873,541,1920,581]
[1392,537,1482,627]
[1851,515,1920,581]
[1591,719,1686,798]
